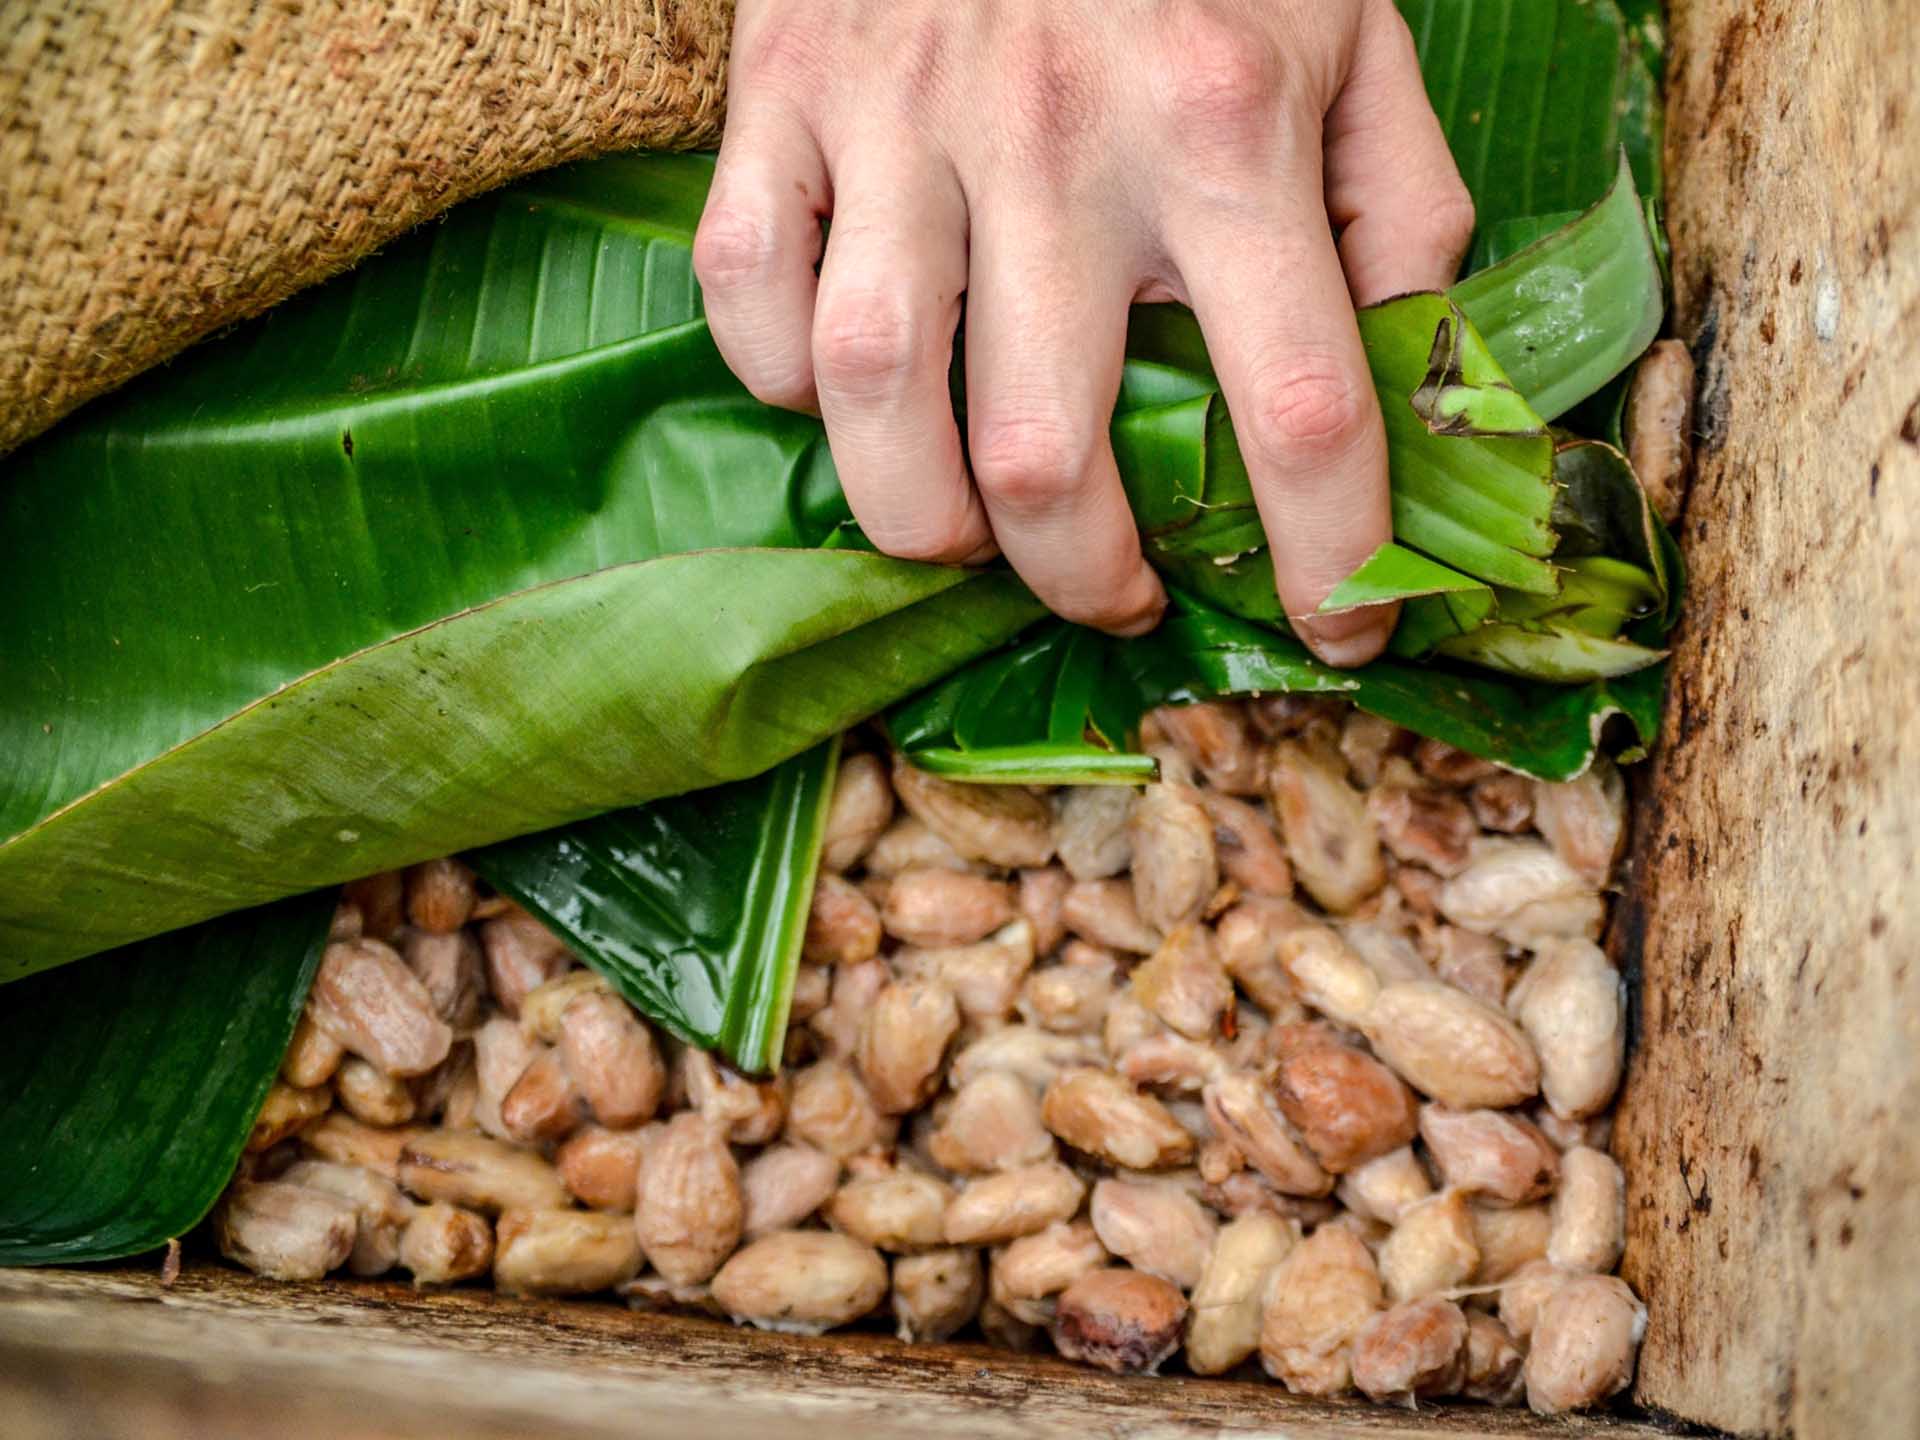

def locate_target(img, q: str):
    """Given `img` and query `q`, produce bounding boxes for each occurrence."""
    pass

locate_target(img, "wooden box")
[1,1,1914,1436]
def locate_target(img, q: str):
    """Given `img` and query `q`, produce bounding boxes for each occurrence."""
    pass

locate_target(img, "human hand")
[694,0,1474,663]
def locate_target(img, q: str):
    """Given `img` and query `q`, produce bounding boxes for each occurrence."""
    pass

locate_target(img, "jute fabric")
[0,1,733,455]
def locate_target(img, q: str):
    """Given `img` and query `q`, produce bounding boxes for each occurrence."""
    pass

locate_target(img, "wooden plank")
[0,1266,1684,1440]
[1612,1,1920,1436]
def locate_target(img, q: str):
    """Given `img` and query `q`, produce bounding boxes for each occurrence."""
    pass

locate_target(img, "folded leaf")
[1114,290,1562,624]
[1469,212,1584,274]
[0,156,822,851]
[889,625,1159,786]
[1434,624,1667,682]
[1319,542,1493,614]
[1361,435,1680,682]
[1552,436,1681,626]
[893,594,1664,785]
[0,154,1043,979]
[1452,157,1665,421]
[1362,295,1559,592]
[0,893,331,1264]
[0,155,1664,980]
[470,742,838,1075]
[1495,556,1662,637]
[1121,172,1665,626]
[1388,590,1504,660]
[0,552,1038,979]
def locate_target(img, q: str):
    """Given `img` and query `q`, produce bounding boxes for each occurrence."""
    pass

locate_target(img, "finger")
[1323,0,1477,303]
[693,99,829,412]
[810,150,993,565]
[964,210,1165,635]
[1167,150,1395,666]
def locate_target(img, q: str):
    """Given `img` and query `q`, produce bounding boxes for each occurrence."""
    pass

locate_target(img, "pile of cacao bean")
[218,695,1644,1416]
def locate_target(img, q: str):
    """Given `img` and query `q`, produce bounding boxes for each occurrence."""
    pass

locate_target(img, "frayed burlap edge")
[0,0,734,457]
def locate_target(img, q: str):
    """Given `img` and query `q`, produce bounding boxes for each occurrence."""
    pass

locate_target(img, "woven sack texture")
[0,0,733,457]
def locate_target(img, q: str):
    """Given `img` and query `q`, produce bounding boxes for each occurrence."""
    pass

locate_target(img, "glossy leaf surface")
[0,893,331,1264]
[470,742,839,1075]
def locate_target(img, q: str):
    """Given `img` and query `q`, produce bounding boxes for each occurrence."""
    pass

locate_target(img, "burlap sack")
[0,1,734,458]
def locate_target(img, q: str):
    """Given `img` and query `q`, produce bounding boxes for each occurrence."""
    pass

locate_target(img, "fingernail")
[1295,604,1395,667]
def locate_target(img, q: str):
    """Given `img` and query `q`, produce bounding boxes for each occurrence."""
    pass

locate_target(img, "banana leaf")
[1469,211,1584,274]
[1114,158,1661,629]
[890,625,1161,786]
[1613,0,1670,85]
[889,592,1665,785]
[0,156,1045,981]
[1450,156,1664,423]
[0,893,332,1264]
[0,150,1663,981]
[1396,0,1662,230]
[1413,434,1680,681]
[1116,291,1557,624]
[469,741,838,1076]
[1321,543,1497,615]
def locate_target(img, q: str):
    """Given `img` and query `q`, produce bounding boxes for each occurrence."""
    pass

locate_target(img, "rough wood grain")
[0,1267,1684,1440]
[1612,1,1920,1436]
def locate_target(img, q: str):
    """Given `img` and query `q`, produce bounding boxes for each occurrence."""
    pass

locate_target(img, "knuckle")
[813,294,923,394]
[737,20,826,91]
[1153,7,1280,146]
[693,205,781,291]
[998,25,1103,159]
[969,414,1097,511]
[1427,181,1478,256]
[1240,364,1369,465]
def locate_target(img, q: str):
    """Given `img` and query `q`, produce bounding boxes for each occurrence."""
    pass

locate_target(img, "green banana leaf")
[890,593,1664,785]
[1469,211,1584,274]
[1613,0,1670,86]
[1412,433,1682,681]
[1396,0,1662,230]
[469,741,839,1076]
[0,550,1037,980]
[0,155,1045,980]
[1114,159,1661,629]
[1321,542,1496,614]
[0,893,332,1264]
[1363,293,1557,591]
[1450,156,1664,423]
[1553,436,1680,625]
[1115,290,1558,625]
[891,625,1161,786]
[0,149,1662,982]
